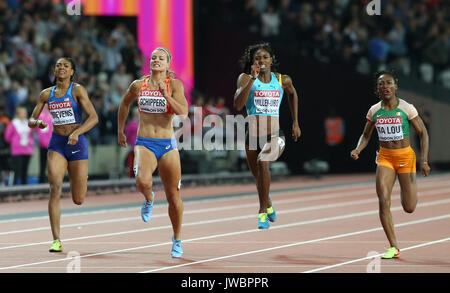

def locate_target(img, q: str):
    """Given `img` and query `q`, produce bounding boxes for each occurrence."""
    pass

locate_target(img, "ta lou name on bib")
[139,90,168,114]
[375,116,404,141]
[253,90,281,115]
[49,101,76,125]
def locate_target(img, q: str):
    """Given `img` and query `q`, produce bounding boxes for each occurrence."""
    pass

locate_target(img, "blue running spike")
[141,192,155,223]
[171,236,183,258]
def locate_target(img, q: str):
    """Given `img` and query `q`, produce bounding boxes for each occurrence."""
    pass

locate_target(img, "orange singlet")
[137,76,174,115]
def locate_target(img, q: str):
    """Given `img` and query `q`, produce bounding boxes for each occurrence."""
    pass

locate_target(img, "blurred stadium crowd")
[0,0,144,146]
[210,0,450,85]
[1,0,449,184]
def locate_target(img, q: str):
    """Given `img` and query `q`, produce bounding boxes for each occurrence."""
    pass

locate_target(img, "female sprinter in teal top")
[234,42,301,229]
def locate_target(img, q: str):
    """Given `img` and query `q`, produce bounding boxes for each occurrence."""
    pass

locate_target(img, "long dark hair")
[239,42,279,74]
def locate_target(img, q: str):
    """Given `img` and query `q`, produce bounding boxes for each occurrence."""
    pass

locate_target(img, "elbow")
[176,107,189,120]
[178,114,188,120]
[178,110,188,120]
[92,113,99,126]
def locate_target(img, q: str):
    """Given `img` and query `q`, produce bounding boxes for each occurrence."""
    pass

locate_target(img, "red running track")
[0,173,449,273]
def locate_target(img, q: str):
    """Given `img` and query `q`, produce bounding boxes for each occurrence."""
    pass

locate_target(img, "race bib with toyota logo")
[138,90,168,114]
[49,101,76,125]
[253,90,281,115]
[375,116,404,141]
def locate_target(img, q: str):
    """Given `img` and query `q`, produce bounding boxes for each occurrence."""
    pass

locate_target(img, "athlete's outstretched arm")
[282,74,301,142]
[28,89,51,129]
[159,79,188,118]
[68,84,99,145]
[351,120,375,160]
[410,116,430,176]
[118,80,140,148]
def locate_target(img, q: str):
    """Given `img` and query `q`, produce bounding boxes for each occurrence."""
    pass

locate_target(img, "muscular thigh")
[134,146,158,181]
[397,172,417,203]
[157,149,181,193]
[47,151,68,184]
[376,165,397,200]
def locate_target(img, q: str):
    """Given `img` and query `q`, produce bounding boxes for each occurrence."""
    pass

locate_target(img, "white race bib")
[253,90,281,115]
[138,91,168,114]
[375,117,404,141]
[49,101,76,125]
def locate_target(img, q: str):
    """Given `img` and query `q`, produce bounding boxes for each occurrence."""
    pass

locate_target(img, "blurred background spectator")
[4,106,34,185]
[0,105,10,186]
[36,104,53,183]
[0,0,143,146]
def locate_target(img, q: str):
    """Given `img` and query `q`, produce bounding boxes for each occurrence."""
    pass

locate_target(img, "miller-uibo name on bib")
[375,116,404,141]
[49,101,76,125]
[139,90,168,114]
[253,90,281,115]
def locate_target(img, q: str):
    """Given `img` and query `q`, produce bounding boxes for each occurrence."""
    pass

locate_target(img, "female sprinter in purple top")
[29,57,98,252]
[118,47,188,258]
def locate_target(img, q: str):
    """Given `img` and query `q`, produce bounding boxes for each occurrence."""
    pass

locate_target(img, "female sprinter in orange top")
[118,47,188,258]
[351,70,430,259]
[28,57,98,252]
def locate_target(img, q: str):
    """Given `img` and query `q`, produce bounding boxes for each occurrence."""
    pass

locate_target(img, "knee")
[256,159,269,169]
[49,182,63,198]
[378,197,391,211]
[402,202,416,213]
[166,191,182,207]
[136,177,152,192]
[73,197,85,205]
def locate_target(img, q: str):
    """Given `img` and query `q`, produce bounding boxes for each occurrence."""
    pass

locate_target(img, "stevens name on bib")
[49,101,76,125]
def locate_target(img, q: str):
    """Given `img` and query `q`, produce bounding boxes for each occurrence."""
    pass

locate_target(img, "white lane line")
[139,214,450,273]
[1,188,450,251]
[1,181,449,236]
[0,198,449,271]
[1,178,448,224]
[0,180,376,224]
[0,186,384,235]
[302,236,450,273]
